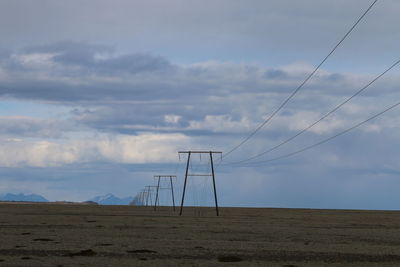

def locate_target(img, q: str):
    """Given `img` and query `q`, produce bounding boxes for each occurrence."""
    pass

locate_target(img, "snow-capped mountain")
[0,193,48,202]
[88,194,133,205]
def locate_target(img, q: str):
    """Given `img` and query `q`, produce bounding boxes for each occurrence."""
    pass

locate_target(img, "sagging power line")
[226,58,400,165]
[222,0,379,161]
[234,100,400,167]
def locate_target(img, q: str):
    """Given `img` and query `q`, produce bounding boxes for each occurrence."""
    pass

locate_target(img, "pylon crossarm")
[179,151,222,154]
[187,174,213,177]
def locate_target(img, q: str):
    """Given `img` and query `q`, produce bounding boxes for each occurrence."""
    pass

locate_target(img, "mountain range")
[88,194,134,205]
[0,193,48,202]
[0,193,133,205]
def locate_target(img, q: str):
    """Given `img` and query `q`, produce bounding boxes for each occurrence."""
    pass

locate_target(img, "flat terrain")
[0,203,400,266]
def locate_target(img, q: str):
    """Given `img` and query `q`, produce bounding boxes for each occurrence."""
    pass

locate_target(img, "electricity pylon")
[178,151,222,216]
[144,185,158,206]
[153,175,176,211]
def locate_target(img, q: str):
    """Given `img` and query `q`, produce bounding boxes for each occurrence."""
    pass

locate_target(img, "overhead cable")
[233,100,400,166]
[222,0,379,160]
[227,58,400,165]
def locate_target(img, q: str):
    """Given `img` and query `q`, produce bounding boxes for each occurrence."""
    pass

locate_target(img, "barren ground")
[0,203,400,266]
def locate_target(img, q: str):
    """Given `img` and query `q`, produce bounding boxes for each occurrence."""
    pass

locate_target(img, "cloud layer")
[0,133,190,167]
[1,42,400,171]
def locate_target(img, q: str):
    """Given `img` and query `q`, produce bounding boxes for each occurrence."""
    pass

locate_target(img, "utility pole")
[178,151,222,216]
[144,186,152,206]
[139,191,146,206]
[153,175,176,211]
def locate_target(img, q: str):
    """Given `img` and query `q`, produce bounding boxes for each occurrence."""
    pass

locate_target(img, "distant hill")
[82,201,98,205]
[0,193,48,202]
[88,194,133,205]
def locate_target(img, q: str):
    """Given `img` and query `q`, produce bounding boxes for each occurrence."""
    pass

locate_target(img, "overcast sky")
[1,0,400,209]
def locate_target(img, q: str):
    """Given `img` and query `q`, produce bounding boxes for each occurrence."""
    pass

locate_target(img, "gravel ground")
[0,203,400,266]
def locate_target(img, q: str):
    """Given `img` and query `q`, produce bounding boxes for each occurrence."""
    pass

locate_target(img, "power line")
[227,58,400,165]
[233,100,400,167]
[222,0,379,160]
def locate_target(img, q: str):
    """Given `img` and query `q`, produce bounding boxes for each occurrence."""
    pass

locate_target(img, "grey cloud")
[0,48,11,60]
[70,103,200,135]
[98,54,172,74]
[0,117,71,138]
[23,42,112,65]
[22,42,172,74]
[1,0,399,71]
[70,106,166,132]
[1,42,399,138]
[3,42,397,106]
[264,69,288,79]
[324,73,346,82]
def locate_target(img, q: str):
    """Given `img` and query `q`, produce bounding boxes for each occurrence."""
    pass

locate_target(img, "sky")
[1,0,400,209]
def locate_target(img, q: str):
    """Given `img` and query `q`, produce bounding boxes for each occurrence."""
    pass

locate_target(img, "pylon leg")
[210,152,219,216]
[179,152,191,215]
[170,176,176,211]
[154,177,161,211]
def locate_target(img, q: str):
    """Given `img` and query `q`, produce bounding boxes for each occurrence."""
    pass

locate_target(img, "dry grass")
[0,203,400,266]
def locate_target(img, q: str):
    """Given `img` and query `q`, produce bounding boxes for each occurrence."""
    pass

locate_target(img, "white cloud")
[274,111,347,135]
[164,114,181,124]
[12,52,55,68]
[188,115,255,133]
[0,133,190,167]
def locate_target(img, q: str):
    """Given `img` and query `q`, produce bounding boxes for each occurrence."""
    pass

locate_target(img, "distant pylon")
[178,151,222,216]
[139,191,146,206]
[144,185,158,206]
[153,175,176,211]
[130,192,142,206]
